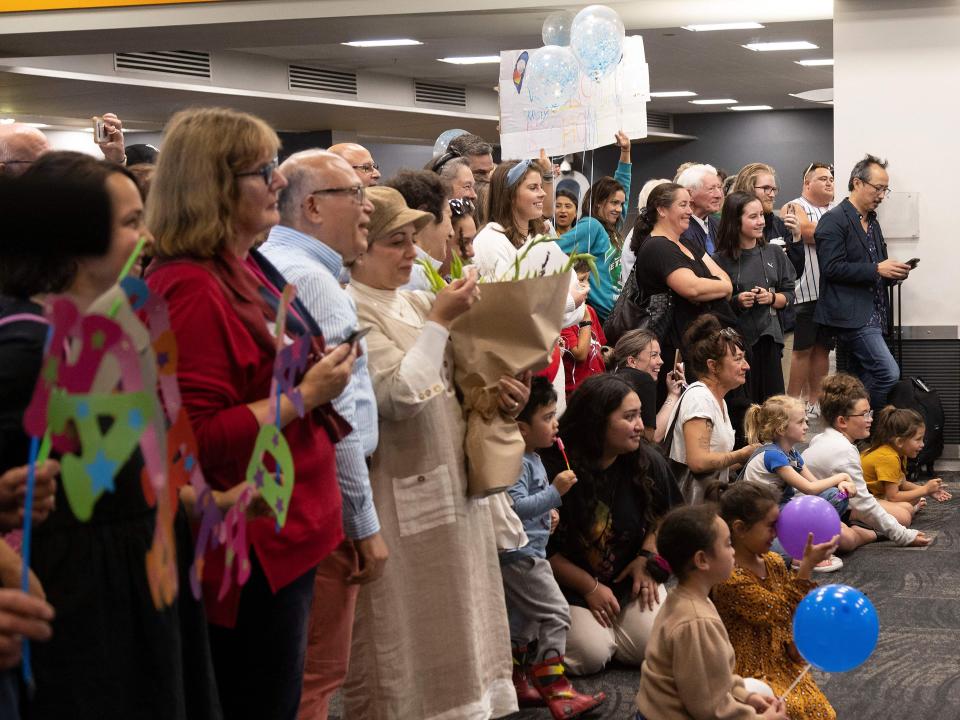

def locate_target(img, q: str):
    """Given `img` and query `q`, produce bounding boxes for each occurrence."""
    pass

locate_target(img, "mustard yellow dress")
[712,552,836,720]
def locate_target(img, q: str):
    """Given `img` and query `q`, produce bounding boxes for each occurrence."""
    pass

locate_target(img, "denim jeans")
[837,324,900,410]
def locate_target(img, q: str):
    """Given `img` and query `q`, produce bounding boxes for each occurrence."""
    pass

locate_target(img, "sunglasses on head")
[448,198,475,216]
[803,162,834,180]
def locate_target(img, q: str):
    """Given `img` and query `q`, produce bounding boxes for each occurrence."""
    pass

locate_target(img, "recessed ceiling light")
[743,41,819,52]
[795,58,834,66]
[682,22,764,32]
[650,91,697,98]
[0,118,15,125]
[342,39,423,48]
[438,56,501,65]
[689,98,738,105]
[730,105,773,111]
[24,122,50,128]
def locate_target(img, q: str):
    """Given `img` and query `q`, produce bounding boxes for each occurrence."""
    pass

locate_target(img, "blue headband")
[506,159,535,188]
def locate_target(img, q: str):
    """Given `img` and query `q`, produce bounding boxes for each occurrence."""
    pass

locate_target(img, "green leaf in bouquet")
[416,257,448,293]
[561,252,599,283]
[449,250,464,281]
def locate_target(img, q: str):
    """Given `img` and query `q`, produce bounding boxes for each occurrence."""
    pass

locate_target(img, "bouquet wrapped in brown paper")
[449,271,570,496]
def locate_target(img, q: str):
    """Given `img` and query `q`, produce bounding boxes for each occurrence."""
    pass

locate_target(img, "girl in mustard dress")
[712,481,838,720]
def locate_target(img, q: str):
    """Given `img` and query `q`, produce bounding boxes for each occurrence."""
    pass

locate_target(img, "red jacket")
[147,259,343,626]
[559,304,606,395]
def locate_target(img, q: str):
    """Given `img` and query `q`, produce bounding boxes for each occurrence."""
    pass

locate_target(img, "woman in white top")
[666,314,759,503]
[473,159,588,411]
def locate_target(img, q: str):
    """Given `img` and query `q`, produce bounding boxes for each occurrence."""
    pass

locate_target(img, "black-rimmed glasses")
[311,185,366,204]
[351,162,380,174]
[754,184,779,195]
[235,158,279,186]
[448,198,475,217]
[860,180,891,197]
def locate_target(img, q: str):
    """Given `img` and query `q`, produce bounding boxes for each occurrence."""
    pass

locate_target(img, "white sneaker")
[791,555,843,573]
[805,402,821,420]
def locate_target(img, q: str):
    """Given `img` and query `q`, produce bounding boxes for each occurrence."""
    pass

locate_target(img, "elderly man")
[260,150,388,720]
[0,123,50,175]
[676,163,722,255]
[784,162,836,417]
[815,154,911,410]
[328,142,381,186]
[447,132,496,185]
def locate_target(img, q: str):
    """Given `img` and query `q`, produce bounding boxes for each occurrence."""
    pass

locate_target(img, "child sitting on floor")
[635,504,788,720]
[742,394,872,568]
[559,260,606,396]
[499,377,606,720]
[713,482,838,720]
[861,406,951,526]
[803,374,931,546]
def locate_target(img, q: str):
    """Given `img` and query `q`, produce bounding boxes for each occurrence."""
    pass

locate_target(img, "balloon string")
[780,663,811,701]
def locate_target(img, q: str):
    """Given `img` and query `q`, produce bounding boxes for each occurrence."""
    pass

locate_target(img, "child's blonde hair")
[868,405,925,454]
[743,395,804,444]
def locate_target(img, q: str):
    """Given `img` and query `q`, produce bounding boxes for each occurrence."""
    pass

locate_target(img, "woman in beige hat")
[344,186,527,719]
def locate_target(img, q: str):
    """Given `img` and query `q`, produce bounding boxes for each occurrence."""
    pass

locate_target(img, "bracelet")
[578,320,592,328]
[584,577,600,596]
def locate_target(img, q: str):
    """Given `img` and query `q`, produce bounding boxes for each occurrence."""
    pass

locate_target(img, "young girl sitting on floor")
[635,504,788,720]
[861,407,951,526]
[742,395,874,566]
[713,482,838,720]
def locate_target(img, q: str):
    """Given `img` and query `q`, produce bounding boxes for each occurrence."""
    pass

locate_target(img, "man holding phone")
[260,149,388,719]
[814,154,913,410]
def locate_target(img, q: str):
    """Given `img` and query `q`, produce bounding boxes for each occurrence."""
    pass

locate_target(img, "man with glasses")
[784,162,836,418]
[260,149,388,720]
[815,154,913,411]
[328,142,381,186]
[0,123,49,176]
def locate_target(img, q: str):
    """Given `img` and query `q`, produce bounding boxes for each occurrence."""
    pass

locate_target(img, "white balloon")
[542,10,576,46]
[742,678,775,699]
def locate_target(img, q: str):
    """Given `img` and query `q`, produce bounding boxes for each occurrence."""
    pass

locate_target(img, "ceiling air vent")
[114,50,211,79]
[288,65,358,96]
[415,81,467,108]
[647,111,673,132]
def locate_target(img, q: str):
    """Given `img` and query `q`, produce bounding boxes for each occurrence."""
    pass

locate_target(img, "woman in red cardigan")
[145,107,355,719]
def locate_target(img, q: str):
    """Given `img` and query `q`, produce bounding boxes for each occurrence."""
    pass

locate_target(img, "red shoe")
[512,645,545,707]
[530,655,606,719]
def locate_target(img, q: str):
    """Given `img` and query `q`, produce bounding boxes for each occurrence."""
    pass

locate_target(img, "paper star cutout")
[86,450,118,494]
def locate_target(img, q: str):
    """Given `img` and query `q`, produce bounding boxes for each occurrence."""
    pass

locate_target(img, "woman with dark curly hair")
[541,374,681,675]
[387,170,454,291]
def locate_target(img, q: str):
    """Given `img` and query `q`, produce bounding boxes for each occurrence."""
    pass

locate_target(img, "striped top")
[791,195,834,304]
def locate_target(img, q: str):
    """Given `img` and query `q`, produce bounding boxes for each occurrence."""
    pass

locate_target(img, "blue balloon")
[526,45,580,112]
[570,5,625,82]
[793,584,879,672]
[542,10,575,46]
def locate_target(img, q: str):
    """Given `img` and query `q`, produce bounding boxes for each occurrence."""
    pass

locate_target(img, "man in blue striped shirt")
[784,162,836,418]
[261,149,387,719]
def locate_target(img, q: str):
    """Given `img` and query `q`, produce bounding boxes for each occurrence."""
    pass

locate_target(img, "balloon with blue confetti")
[542,10,576,46]
[570,5,625,82]
[526,45,580,112]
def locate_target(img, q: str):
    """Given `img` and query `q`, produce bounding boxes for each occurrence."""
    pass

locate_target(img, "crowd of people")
[0,105,945,720]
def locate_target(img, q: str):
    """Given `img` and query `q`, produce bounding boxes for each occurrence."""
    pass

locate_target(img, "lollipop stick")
[780,663,811,701]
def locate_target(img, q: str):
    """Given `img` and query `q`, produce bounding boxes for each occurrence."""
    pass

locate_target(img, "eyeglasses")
[754,184,779,195]
[448,198,475,216]
[310,185,366,204]
[803,162,834,180]
[351,162,380,174]
[860,180,891,197]
[845,409,874,419]
[235,158,279,186]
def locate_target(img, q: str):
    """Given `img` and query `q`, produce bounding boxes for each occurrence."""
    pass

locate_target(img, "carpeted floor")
[332,471,959,720]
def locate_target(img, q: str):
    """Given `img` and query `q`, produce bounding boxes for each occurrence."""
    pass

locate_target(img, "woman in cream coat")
[344,186,529,720]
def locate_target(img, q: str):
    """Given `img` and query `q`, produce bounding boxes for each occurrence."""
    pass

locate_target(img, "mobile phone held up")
[344,326,371,346]
[92,116,110,144]
[906,257,920,269]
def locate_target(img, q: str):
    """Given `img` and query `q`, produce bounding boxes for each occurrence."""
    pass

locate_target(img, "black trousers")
[727,335,785,447]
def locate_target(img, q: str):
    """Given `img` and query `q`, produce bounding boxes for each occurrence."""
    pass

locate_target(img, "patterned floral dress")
[712,552,836,720]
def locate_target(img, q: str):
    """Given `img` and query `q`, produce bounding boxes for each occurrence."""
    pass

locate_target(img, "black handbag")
[603,264,674,345]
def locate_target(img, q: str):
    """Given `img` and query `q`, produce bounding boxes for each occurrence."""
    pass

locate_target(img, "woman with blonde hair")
[146,107,356,718]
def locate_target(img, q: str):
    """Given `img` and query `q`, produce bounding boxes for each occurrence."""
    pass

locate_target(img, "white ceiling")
[0,0,834,138]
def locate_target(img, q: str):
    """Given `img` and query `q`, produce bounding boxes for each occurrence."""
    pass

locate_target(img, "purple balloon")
[776,495,840,559]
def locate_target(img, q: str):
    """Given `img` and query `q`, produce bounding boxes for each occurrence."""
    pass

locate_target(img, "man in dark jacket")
[814,154,912,409]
